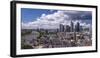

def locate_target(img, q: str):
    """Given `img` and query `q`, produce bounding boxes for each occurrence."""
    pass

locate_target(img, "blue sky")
[21,8,57,23]
[21,8,92,23]
[21,8,92,29]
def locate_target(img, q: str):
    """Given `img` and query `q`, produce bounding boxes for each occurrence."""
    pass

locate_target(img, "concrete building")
[75,22,80,32]
[59,24,65,32]
[71,21,74,32]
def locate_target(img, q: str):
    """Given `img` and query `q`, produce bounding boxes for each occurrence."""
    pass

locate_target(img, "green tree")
[21,44,33,49]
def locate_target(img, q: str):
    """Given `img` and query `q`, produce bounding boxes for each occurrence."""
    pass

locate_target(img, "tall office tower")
[80,26,83,32]
[71,21,74,32]
[65,25,71,32]
[59,24,64,32]
[75,22,80,32]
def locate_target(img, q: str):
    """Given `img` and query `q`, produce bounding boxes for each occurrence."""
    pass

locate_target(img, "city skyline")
[21,8,92,49]
[21,8,92,29]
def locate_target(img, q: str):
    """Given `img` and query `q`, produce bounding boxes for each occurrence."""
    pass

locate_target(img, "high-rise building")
[65,25,71,32]
[75,22,80,32]
[80,26,83,32]
[71,21,74,32]
[59,24,65,32]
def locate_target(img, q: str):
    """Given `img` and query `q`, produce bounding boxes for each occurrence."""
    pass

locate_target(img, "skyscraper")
[71,21,74,32]
[75,22,80,32]
[59,24,64,32]
[65,25,71,32]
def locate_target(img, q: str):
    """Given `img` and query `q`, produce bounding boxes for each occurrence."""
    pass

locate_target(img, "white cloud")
[22,10,91,29]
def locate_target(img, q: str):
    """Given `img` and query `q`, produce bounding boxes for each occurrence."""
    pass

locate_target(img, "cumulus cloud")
[22,10,92,29]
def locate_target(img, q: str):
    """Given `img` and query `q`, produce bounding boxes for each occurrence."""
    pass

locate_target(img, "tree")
[21,44,33,49]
